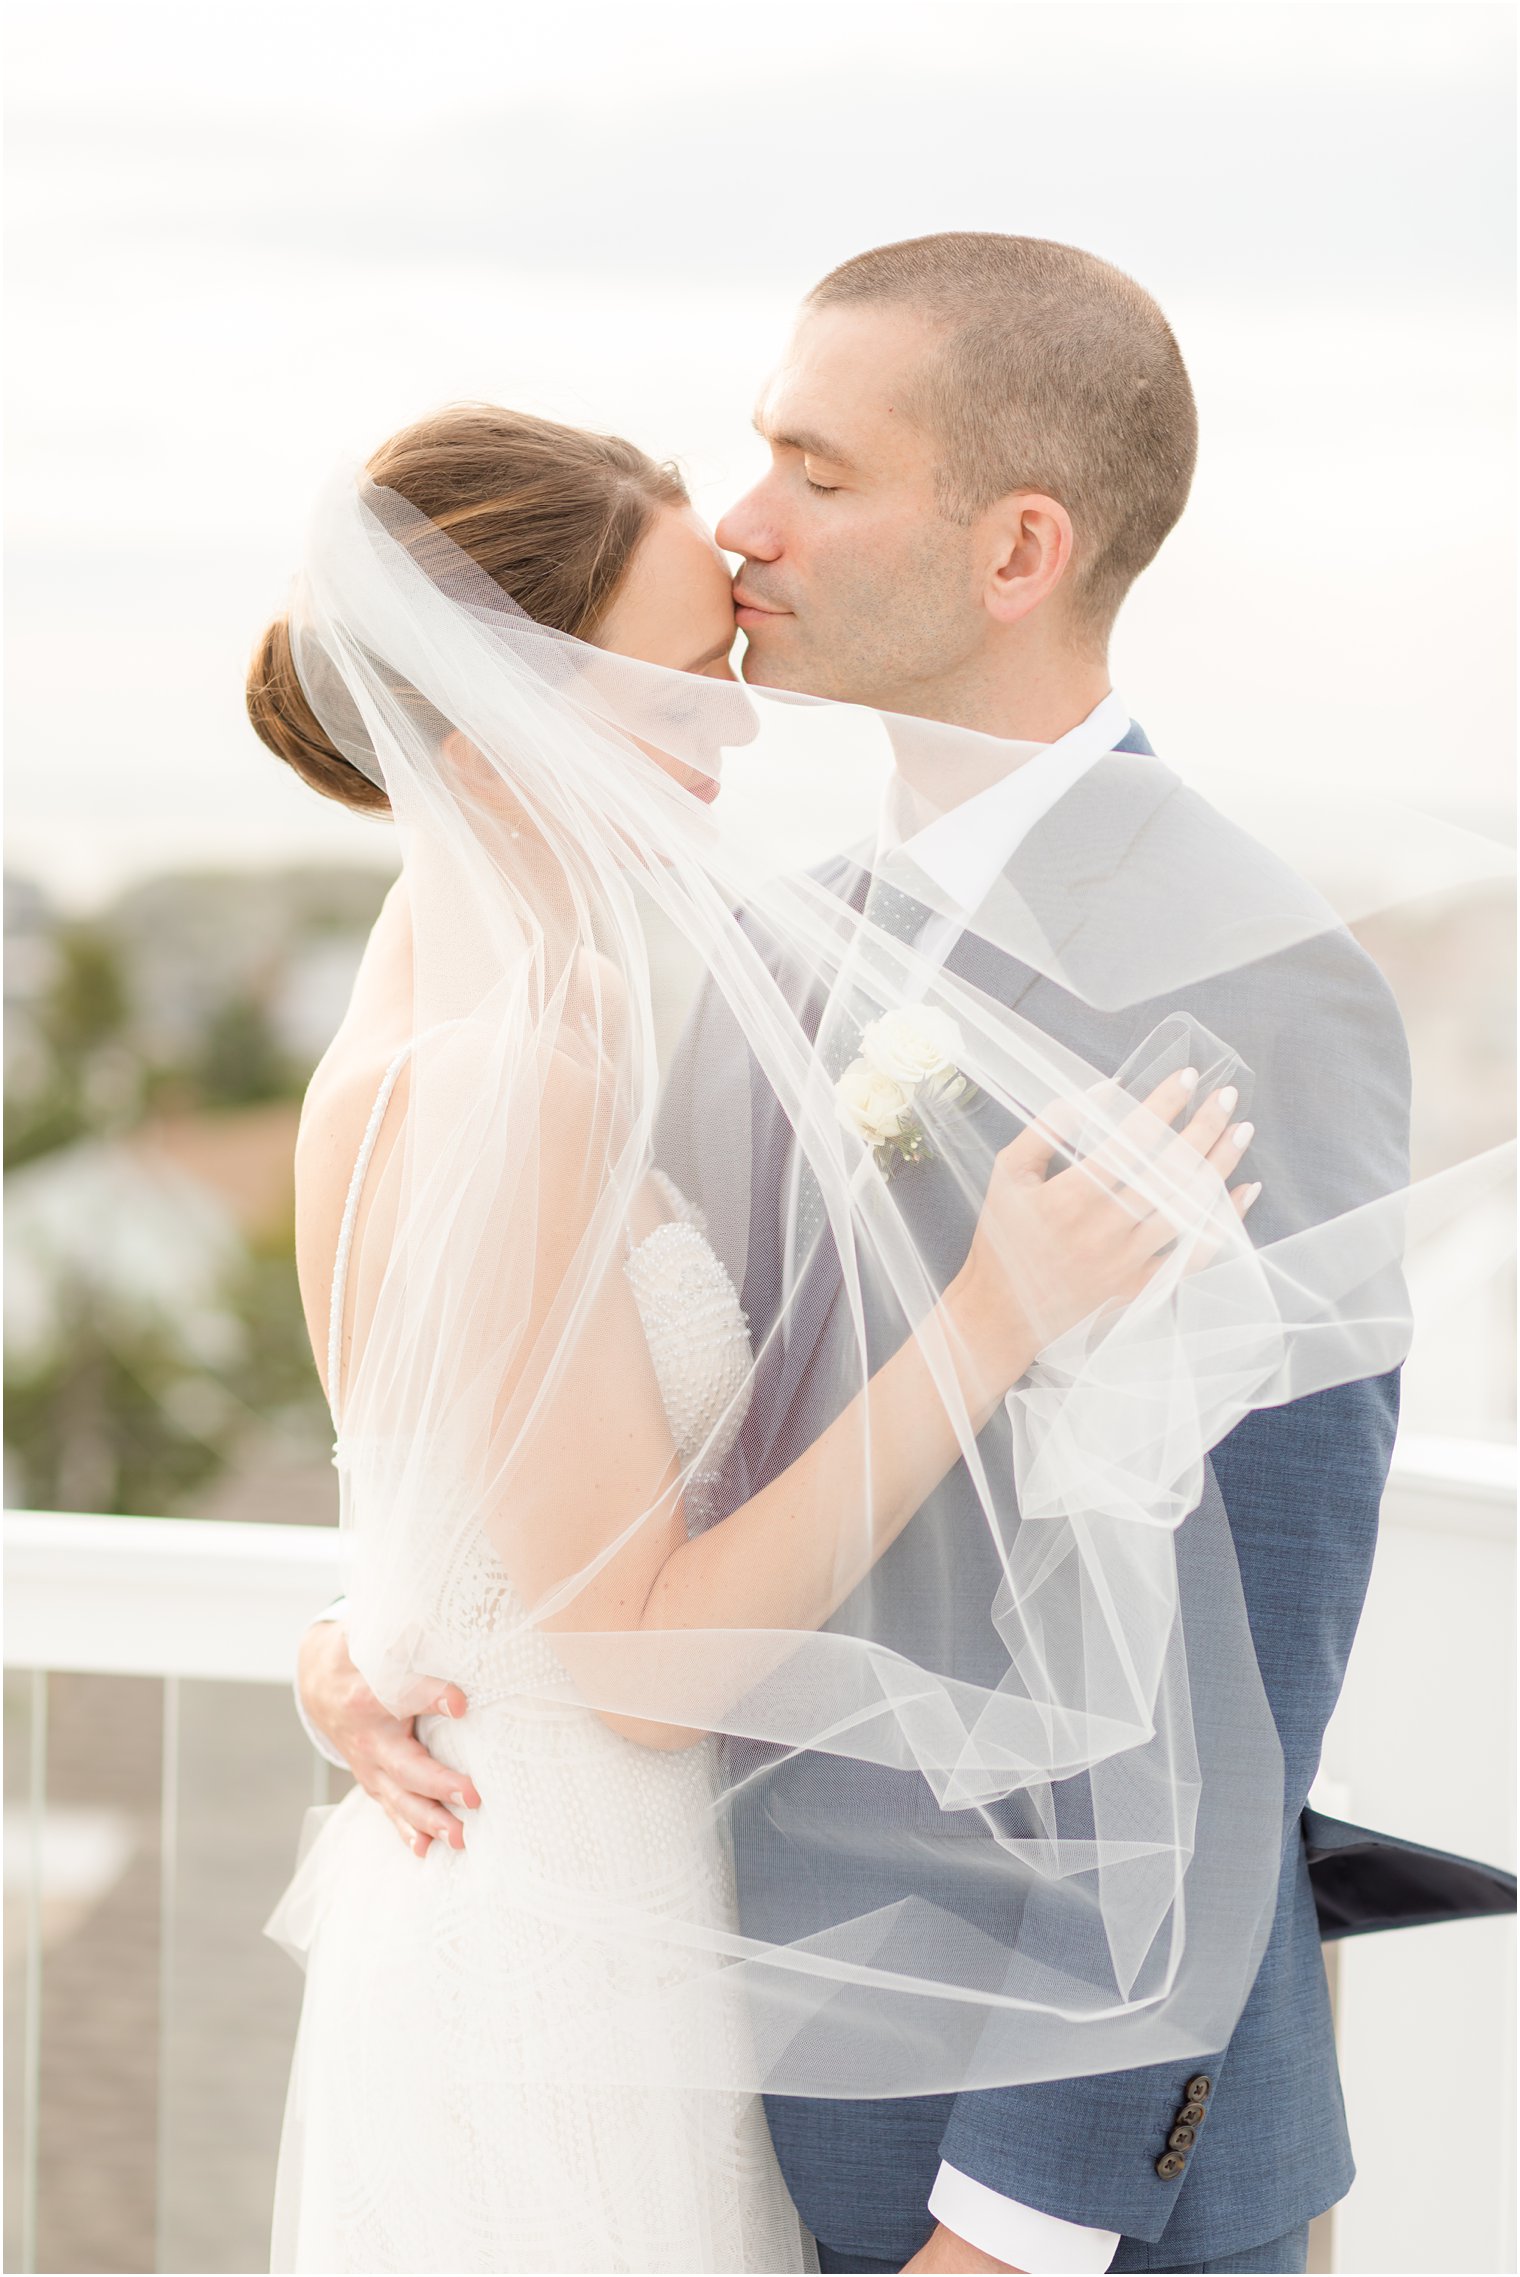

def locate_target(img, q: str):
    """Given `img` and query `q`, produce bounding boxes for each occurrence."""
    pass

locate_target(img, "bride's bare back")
[294,878,416,1403]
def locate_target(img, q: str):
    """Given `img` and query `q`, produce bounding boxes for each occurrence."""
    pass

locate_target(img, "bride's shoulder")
[538,1036,618,1154]
[562,945,631,1033]
[546,948,637,1087]
[292,1037,414,1346]
[296,1039,412,1194]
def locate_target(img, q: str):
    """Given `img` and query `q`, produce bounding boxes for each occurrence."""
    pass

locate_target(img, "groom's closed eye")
[752,409,855,466]
[751,406,857,488]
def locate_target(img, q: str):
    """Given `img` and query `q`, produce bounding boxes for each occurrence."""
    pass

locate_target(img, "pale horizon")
[5,1,1514,905]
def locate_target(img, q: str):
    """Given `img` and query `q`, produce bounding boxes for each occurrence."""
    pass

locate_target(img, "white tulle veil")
[278,468,1509,2103]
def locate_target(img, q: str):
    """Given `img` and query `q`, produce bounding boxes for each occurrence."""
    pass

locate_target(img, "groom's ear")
[979,491,1076,628]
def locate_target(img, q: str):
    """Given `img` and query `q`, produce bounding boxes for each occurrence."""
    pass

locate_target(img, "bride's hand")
[952,1068,1258,1382]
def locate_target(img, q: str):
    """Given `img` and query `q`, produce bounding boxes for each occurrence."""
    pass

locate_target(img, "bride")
[249,404,1260,2274]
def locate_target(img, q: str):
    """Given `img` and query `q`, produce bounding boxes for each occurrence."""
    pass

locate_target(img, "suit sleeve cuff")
[294,1598,350,1770]
[928,2163,1120,2273]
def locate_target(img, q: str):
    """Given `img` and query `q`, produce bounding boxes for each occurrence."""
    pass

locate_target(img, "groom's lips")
[733,588,790,628]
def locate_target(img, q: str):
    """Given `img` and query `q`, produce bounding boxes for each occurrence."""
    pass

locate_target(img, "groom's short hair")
[807,234,1197,638]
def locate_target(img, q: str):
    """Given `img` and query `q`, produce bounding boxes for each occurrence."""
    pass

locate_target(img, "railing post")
[155,1673,180,2277]
[20,1668,49,2277]
[1306,1940,1340,2271]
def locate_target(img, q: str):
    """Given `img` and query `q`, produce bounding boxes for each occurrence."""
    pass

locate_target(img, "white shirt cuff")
[929,2162,1120,2273]
[294,1597,351,1770]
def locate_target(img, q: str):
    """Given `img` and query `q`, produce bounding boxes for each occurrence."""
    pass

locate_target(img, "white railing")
[3,1509,342,1682]
[3,1437,1515,2276]
[3,1515,343,2276]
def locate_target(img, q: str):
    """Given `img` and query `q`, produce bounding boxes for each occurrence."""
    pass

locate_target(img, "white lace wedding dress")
[266,1051,811,2274]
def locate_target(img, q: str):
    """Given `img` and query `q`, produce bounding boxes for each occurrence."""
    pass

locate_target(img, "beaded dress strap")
[328,1041,415,1431]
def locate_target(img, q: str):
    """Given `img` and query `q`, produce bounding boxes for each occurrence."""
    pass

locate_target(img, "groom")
[295,237,1445,2273]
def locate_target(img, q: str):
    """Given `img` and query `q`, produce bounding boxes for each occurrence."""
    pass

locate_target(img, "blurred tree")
[5,923,140,1170]
[3,1191,328,1517]
[194,993,293,1107]
[5,1294,236,1516]
[3,865,394,1517]
[48,924,130,1059]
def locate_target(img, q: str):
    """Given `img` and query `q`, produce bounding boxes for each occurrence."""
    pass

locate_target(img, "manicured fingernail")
[436,1696,456,1716]
[1242,1180,1263,1206]
[450,1790,472,1811]
[1179,1067,1200,1092]
[1215,1086,1238,1114]
[1232,1122,1254,1147]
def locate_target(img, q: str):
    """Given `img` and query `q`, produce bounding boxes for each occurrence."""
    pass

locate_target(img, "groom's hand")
[296,1619,479,1857]
[902,2224,1022,2273]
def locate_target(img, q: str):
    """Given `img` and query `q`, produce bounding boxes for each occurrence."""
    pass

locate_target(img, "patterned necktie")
[787,874,931,1298]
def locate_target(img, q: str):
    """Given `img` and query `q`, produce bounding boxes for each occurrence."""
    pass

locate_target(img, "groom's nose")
[715,486,780,565]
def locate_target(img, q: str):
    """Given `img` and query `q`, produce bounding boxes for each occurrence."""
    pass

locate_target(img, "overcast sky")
[5,0,1514,901]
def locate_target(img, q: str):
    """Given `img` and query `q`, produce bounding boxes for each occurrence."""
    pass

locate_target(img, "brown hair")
[247,405,689,813]
[807,234,1197,639]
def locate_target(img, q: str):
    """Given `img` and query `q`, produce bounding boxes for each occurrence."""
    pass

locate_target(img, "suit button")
[1155,2151,1187,2180]
[1178,2101,1207,2128]
[1184,2075,1212,2101]
[1168,2124,1196,2151]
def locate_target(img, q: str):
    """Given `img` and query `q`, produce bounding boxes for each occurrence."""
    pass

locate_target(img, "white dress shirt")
[895,688,1132,955]
[779,690,1130,1328]
[301,695,1133,2273]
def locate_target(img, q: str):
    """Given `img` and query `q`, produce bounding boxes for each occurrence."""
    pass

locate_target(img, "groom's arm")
[905,2214,1033,2273]
[936,926,1410,2247]
[293,1611,479,1852]
[933,1363,1399,2247]
[293,1599,351,1767]
[921,2174,1114,2270]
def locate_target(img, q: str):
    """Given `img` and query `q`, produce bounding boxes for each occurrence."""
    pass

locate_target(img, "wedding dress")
[266,1048,811,2275]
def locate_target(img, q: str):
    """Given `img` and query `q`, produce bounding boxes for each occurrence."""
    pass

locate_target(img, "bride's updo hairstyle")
[247,405,689,814]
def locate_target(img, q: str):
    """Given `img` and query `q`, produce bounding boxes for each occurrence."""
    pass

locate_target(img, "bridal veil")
[276,468,1507,2102]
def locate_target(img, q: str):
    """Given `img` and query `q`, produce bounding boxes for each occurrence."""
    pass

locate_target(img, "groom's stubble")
[738,510,982,715]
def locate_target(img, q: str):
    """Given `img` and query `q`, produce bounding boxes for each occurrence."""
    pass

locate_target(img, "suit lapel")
[760,1163,851,1473]
[749,738,1175,1490]
[943,746,1173,1009]
[739,857,869,1488]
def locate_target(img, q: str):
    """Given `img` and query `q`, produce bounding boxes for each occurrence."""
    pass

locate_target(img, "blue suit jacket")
[656,727,1419,2266]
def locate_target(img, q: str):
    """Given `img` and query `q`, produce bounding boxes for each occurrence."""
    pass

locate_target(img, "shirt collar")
[892,690,1131,916]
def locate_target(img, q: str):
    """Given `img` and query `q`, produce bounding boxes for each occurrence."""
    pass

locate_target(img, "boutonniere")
[835,1006,977,1177]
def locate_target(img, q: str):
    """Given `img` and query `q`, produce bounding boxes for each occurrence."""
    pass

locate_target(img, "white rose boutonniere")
[836,1006,976,1176]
